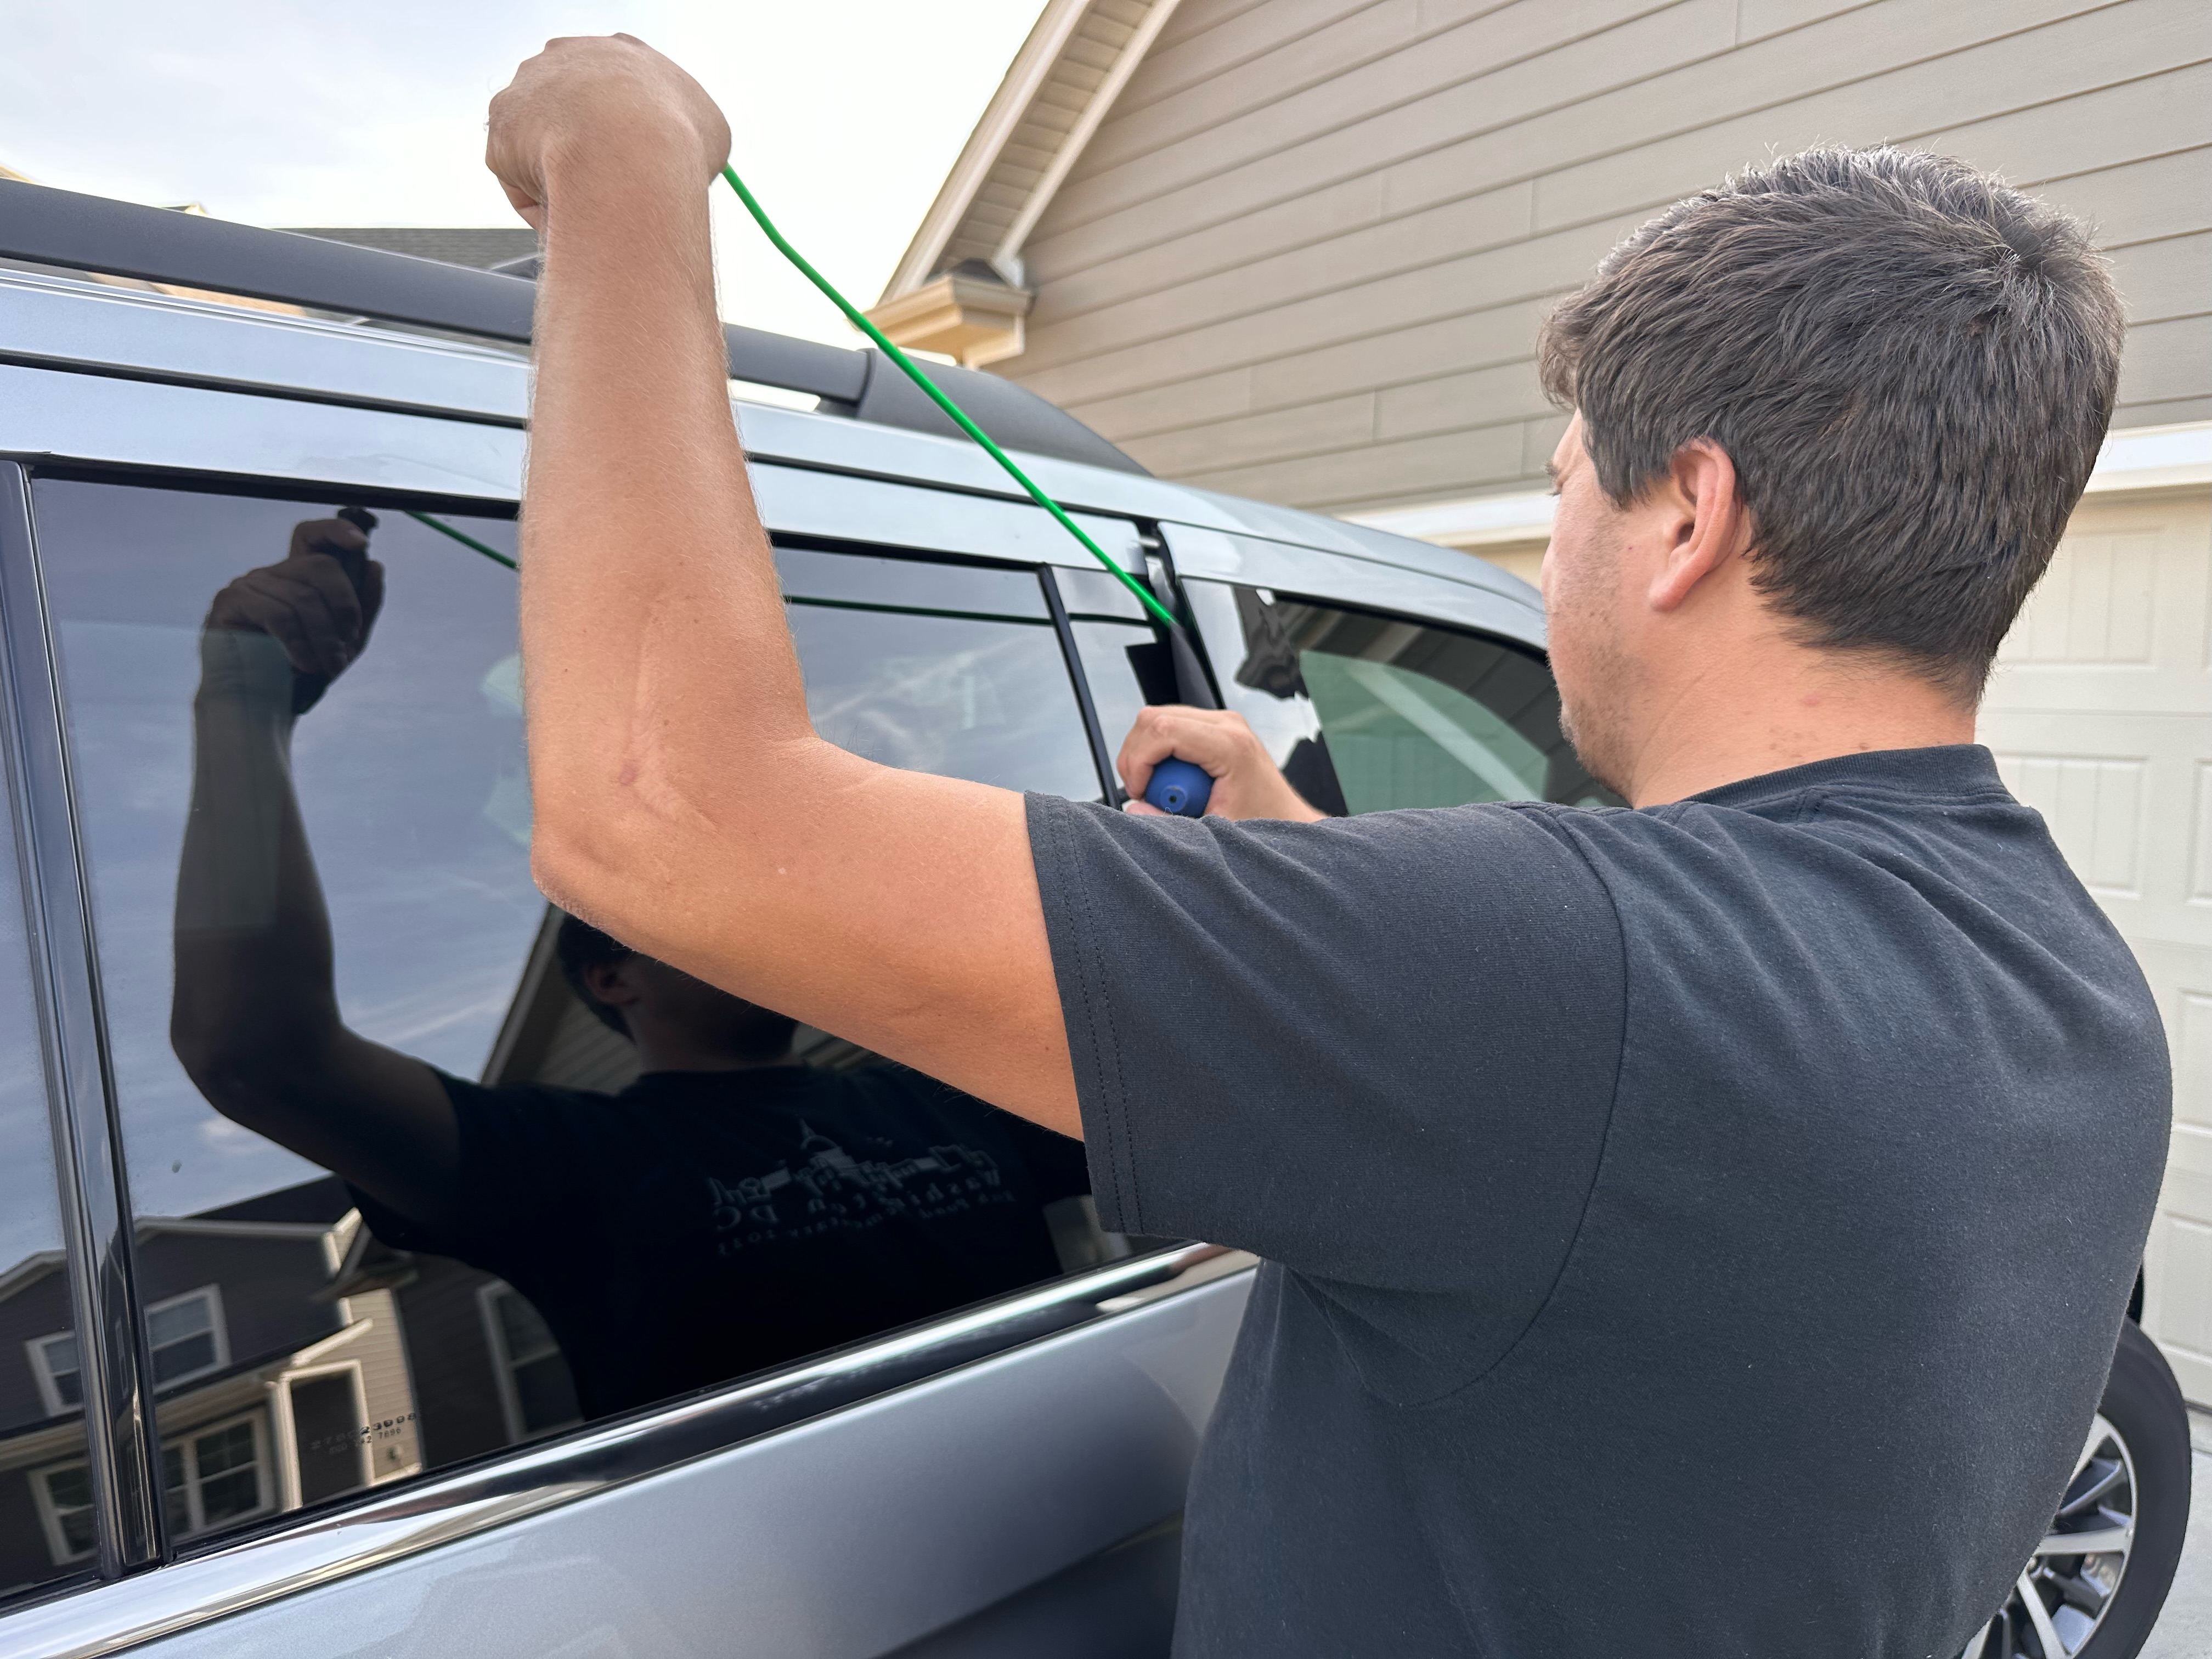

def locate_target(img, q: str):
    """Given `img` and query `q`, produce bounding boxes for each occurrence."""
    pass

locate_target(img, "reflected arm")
[171,596,461,1230]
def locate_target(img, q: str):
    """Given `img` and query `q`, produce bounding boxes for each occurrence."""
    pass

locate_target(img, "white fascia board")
[1342,491,1555,548]
[1344,419,2211,548]
[2082,420,2212,494]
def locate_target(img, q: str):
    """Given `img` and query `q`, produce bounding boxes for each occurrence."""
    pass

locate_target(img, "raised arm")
[489,38,1087,1131]
[171,519,462,1228]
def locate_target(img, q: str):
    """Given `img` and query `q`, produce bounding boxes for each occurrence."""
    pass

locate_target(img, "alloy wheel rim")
[1960,1413,2137,1658]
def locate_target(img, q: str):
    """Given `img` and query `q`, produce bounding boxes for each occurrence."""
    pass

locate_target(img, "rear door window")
[28,479,1115,1554]
[1186,579,1618,811]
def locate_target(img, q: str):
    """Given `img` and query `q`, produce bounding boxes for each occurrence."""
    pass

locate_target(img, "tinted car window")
[1187,579,1618,811]
[778,546,1099,801]
[0,725,92,1600]
[32,481,1108,1551]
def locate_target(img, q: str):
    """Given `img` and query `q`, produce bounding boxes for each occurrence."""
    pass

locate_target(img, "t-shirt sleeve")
[1026,793,1626,1295]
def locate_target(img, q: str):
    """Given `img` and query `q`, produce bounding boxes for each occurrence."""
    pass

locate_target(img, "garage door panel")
[1983,486,2212,1391]
[2143,1127,2212,1404]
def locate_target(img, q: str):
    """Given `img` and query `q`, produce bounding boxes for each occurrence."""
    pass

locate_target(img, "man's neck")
[1615,650,1977,808]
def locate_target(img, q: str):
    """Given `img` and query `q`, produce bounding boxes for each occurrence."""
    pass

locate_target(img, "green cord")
[408,166,1176,634]
[716,163,1179,633]
[406,509,516,569]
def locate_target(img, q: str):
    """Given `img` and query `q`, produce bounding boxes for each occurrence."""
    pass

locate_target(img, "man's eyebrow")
[1543,460,1561,492]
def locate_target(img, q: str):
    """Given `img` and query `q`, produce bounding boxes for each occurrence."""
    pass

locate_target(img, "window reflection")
[0,667,90,1599]
[30,484,1115,1555]
[1187,581,1618,811]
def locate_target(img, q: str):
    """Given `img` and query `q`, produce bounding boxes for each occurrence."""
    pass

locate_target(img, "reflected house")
[0,913,682,1594]
[0,1174,580,1594]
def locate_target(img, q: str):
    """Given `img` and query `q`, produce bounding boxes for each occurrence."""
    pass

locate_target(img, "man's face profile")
[1540,415,1635,798]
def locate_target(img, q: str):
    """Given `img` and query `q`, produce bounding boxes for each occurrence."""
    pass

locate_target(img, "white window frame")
[25,1329,82,1418]
[144,1284,229,1391]
[477,1280,581,1444]
[29,1457,98,1566]
[160,1407,275,1540]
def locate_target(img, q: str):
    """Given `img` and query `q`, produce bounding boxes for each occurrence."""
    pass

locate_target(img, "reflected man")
[171,518,1089,1419]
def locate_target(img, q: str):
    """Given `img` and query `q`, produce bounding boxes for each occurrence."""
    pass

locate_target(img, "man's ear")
[580,956,644,1008]
[1647,438,1748,614]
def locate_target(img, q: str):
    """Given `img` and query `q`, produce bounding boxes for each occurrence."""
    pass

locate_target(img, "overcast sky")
[0,1,1044,346]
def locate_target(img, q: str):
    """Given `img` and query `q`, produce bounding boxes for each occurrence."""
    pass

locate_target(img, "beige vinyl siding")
[1007,0,2212,515]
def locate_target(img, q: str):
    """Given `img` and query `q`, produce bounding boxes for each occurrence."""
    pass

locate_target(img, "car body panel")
[0,1272,1252,1659]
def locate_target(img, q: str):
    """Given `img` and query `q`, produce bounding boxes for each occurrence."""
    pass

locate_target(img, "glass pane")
[145,1295,212,1347]
[1300,652,1547,810]
[160,1446,189,1539]
[37,1468,94,1561]
[777,547,1097,799]
[1187,580,1620,813]
[149,1333,217,1387]
[0,628,90,1596]
[512,1355,583,1436]
[194,1421,256,1479]
[493,1287,557,1367]
[1056,566,1157,798]
[33,485,1105,1554]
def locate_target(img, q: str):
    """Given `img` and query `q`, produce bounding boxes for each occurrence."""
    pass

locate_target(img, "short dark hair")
[555,912,636,1036]
[1537,146,2123,697]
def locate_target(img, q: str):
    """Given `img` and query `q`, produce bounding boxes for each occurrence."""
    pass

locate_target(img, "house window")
[27,1330,82,1416]
[32,1462,97,1563]
[145,1286,227,1388]
[161,1411,272,1539]
[478,1283,582,1443]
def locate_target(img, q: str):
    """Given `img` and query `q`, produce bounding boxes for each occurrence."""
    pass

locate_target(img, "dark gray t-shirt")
[1026,746,2168,1658]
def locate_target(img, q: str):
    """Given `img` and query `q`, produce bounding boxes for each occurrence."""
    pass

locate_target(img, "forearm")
[172,632,343,1085]
[520,151,843,947]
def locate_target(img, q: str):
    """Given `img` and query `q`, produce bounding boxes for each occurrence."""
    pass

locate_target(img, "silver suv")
[0,180,2187,1659]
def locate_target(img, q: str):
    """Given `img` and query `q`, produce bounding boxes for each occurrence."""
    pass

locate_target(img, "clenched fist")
[486,34,731,231]
[205,518,385,714]
[1118,706,1328,823]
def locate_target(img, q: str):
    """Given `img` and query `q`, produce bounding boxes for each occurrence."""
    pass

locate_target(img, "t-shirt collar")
[1678,744,2005,816]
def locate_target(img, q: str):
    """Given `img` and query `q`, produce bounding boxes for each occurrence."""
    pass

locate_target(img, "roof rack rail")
[0,178,1146,476]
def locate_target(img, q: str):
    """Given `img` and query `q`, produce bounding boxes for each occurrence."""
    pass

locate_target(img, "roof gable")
[878,0,1184,301]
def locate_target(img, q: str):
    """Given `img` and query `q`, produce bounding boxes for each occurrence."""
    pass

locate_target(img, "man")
[170,526,1089,1419]
[483,38,2167,1658]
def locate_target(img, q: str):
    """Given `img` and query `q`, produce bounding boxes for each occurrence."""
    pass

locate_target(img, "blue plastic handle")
[1143,757,1214,818]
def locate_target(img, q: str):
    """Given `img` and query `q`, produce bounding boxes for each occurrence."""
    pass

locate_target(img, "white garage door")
[1979,471,2212,1404]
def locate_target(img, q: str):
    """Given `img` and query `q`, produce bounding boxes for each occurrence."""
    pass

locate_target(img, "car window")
[777,545,1099,801]
[29,479,1116,1555]
[0,766,91,1601]
[1186,579,1619,811]
[1054,565,1158,800]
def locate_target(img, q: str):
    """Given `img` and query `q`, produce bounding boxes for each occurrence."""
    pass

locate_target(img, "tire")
[1964,1319,2193,1657]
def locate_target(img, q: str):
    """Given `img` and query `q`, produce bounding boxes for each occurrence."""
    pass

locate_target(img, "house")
[871,0,2212,1398]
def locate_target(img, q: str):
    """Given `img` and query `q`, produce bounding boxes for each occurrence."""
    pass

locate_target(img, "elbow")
[170,1024,268,1128]
[169,1008,329,1129]
[528,804,644,943]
